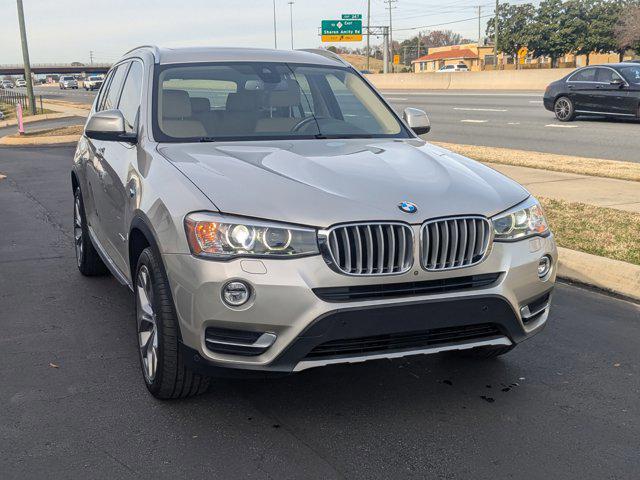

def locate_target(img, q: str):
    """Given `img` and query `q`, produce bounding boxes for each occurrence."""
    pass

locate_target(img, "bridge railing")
[0,63,112,69]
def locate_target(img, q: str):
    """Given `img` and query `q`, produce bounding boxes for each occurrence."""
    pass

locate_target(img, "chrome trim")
[575,110,636,117]
[205,332,277,350]
[293,336,512,372]
[420,216,493,272]
[520,300,551,320]
[319,222,414,276]
[87,226,132,289]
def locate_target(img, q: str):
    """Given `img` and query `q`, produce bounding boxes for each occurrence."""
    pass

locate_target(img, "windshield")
[153,62,408,142]
[619,65,640,84]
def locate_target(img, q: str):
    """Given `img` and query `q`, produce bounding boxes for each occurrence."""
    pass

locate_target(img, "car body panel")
[158,139,528,227]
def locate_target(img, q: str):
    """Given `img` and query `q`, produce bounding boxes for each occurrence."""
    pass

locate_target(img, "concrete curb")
[0,134,81,146]
[0,113,73,129]
[558,247,640,301]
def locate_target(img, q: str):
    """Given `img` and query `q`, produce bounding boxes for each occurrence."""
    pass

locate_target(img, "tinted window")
[596,68,623,83]
[100,63,129,111]
[569,68,597,82]
[619,65,640,84]
[117,61,143,133]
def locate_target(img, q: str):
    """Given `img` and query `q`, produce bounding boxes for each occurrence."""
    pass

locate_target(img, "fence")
[0,89,45,115]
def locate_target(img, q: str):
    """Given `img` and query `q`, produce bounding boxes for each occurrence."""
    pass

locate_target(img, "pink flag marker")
[17,103,25,135]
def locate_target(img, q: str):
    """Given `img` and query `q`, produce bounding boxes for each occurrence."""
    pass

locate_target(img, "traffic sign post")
[321,19,363,42]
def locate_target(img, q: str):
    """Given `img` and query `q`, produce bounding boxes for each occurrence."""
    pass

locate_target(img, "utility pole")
[494,0,499,70]
[477,6,482,47]
[366,0,371,71]
[273,0,278,49]
[384,0,397,72]
[16,0,36,115]
[89,50,94,65]
[288,1,294,49]
[417,31,421,58]
[382,26,389,74]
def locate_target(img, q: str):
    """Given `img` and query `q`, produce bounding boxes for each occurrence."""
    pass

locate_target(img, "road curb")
[0,112,73,129]
[0,134,81,146]
[558,247,640,301]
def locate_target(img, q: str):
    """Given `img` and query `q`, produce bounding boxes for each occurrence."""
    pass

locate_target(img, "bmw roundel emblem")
[398,201,418,214]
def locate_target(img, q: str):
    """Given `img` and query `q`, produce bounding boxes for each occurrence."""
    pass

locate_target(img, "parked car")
[436,64,470,72]
[543,63,640,121]
[72,46,557,399]
[59,76,78,89]
[84,75,104,91]
[1,80,14,89]
[0,110,4,120]
[15,79,27,87]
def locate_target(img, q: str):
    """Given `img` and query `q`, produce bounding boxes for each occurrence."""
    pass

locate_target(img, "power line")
[394,13,494,32]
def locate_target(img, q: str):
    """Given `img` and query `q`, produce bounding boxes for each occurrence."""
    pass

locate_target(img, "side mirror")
[403,107,431,135]
[610,78,626,88]
[85,109,137,143]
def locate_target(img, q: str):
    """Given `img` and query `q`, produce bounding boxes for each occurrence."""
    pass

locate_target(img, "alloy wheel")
[555,98,571,120]
[74,195,83,267]
[136,265,159,383]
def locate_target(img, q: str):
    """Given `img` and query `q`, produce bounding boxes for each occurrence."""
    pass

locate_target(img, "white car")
[84,76,104,91]
[437,64,470,73]
[15,79,27,87]
[59,76,78,89]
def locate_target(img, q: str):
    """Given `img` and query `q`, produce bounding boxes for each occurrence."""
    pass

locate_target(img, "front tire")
[74,187,108,276]
[135,247,210,399]
[554,96,575,122]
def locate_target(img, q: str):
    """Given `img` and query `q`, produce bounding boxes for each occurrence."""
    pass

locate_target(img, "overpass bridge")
[0,63,112,76]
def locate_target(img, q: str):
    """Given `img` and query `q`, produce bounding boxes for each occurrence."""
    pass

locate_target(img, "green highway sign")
[321,19,362,36]
[342,14,362,20]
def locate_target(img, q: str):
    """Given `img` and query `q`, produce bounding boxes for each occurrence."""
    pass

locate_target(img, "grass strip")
[434,142,640,182]
[540,197,640,266]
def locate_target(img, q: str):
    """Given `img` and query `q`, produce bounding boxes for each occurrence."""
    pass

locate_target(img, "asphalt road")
[1,145,639,479]
[382,90,640,162]
[18,84,640,162]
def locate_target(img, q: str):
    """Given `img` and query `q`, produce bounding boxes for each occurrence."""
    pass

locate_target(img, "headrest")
[267,80,301,108]
[190,97,210,114]
[163,90,192,119]
[226,92,259,112]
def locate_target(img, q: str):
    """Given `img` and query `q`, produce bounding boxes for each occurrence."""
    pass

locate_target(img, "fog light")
[537,255,552,278]
[222,281,251,306]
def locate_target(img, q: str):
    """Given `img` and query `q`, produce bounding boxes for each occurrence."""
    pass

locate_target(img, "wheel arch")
[129,212,183,340]
[71,170,79,194]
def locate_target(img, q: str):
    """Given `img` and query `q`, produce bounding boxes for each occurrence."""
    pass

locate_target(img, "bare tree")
[615,5,640,55]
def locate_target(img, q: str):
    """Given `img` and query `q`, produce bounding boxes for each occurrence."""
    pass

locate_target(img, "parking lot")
[0,144,639,479]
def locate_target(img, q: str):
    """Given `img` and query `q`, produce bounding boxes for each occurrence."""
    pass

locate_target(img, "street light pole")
[494,0,499,70]
[288,1,294,49]
[273,0,278,49]
[16,0,36,115]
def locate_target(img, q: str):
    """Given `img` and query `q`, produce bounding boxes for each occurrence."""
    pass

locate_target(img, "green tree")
[529,0,574,67]
[486,3,536,59]
[615,3,640,54]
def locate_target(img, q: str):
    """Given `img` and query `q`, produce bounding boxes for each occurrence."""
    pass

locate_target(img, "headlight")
[185,213,319,258]
[492,197,549,241]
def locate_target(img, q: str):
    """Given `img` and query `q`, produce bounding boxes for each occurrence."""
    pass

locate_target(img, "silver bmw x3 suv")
[72,46,557,399]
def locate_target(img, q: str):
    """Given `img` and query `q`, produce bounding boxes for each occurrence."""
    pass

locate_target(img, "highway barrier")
[365,68,575,91]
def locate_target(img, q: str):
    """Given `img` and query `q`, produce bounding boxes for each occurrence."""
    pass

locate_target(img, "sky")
[0,0,505,65]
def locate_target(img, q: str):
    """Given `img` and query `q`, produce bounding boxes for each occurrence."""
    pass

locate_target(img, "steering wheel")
[292,116,324,133]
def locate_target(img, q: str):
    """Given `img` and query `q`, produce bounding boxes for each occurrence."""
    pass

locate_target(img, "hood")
[158,139,529,228]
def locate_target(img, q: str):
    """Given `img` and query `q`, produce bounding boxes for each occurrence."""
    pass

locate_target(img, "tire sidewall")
[74,187,87,268]
[135,248,169,396]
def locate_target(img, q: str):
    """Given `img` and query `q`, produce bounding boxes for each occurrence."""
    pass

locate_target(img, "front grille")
[305,323,502,359]
[313,273,501,302]
[322,223,413,276]
[421,216,492,271]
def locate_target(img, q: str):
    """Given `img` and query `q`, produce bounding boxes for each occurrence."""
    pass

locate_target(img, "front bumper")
[164,234,557,373]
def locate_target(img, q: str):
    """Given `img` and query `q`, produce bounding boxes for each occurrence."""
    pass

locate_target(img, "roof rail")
[122,45,161,63]
[297,49,350,66]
